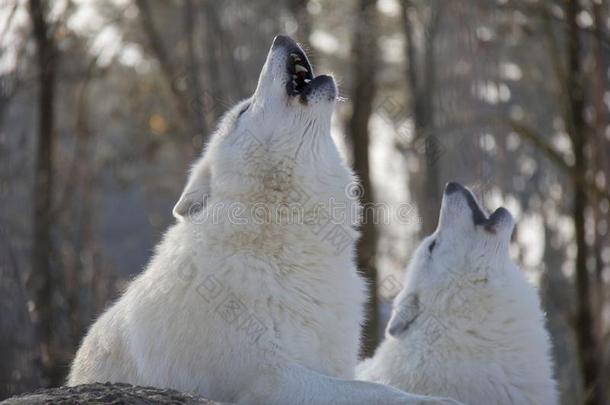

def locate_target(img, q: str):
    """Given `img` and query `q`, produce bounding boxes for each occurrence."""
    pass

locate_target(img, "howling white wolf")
[68,36,460,405]
[357,182,558,405]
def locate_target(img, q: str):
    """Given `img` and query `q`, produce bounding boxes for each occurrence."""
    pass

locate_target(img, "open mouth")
[285,49,314,96]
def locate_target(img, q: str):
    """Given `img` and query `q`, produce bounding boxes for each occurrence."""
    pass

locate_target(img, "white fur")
[357,184,558,405]
[68,36,461,405]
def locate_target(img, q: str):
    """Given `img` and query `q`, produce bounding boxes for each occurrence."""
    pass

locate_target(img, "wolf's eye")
[428,239,436,254]
[237,104,249,118]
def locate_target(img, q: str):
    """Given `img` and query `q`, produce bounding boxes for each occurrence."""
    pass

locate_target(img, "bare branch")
[183,0,207,139]
[509,119,610,202]
[0,1,18,42]
[509,120,572,170]
[135,0,191,129]
[491,0,610,51]
[52,55,101,218]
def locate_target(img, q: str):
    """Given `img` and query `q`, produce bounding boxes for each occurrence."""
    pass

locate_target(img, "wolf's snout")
[272,34,298,50]
[444,181,464,195]
[442,181,487,226]
[271,34,336,103]
[441,182,515,235]
[257,35,336,109]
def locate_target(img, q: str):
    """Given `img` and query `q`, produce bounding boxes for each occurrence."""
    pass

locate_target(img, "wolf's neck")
[202,193,358,262]
[406,300,548,363]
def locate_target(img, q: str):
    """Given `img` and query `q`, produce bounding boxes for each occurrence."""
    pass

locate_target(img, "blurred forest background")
[0,0,609,404]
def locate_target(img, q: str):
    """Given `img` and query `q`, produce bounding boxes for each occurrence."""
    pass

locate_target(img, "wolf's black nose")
[444,181,464,195]
[272,35,298,50]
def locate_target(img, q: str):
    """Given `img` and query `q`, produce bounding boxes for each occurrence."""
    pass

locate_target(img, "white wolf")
[68,36,460,405]
[357,182,558,405]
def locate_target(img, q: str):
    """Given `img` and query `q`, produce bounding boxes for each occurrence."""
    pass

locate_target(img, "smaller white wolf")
[357,182,558,405]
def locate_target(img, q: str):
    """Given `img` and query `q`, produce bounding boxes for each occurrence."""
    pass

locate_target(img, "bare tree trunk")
[401,0,442,236]
[565,1,601,403]
[63,58,98,352]
[202,3,223,122]
[183,0,208,140]
[539,222,583,405]
[590,1,609,400]
[591,0,608,289]
[136,0,192,135]
[348,0,379,359]
[0,230,41,399]
[28,0,59,386]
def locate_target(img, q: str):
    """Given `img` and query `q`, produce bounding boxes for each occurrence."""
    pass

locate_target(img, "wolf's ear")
[386,294,420,338]
[173,158,212,221]
[386,312,410,338]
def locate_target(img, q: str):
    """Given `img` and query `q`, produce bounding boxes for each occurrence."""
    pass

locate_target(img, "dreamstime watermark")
[375,96,447,162]
[179,125,421,255]
[379,274,403,299]
[172,70,215,115]
[174,254,269,345]
[385,258,493,345]
[171,251,302,362]
[374,95,496,193]
[183,198,420,228]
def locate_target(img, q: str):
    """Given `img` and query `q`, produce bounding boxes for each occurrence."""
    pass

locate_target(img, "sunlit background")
[0,1,609,404]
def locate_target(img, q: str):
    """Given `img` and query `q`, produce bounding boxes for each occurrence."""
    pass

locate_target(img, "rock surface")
[1,383,228,404]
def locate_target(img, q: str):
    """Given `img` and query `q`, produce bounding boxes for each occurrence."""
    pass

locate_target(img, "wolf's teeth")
[292,80,298,86]
[304,79,311,83]
[290,53,301,60]
[294,64,308,73]
[292,74,298,79]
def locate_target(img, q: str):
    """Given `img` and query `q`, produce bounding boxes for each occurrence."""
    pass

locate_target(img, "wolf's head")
[173,35,353,223]
[387,182,523,341]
